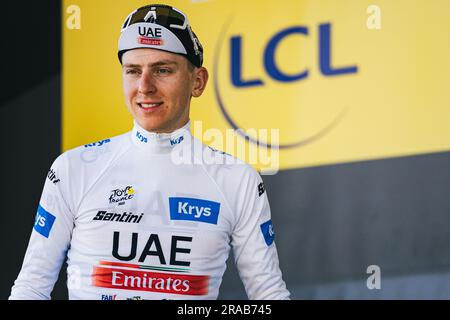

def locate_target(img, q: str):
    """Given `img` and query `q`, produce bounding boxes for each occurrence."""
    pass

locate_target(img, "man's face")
[122,48,208,133]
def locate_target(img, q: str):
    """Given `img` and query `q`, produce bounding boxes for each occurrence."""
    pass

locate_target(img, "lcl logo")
[214,22,358,149]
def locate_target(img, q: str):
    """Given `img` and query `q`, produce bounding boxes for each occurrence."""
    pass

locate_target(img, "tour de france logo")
[109,186,135,206]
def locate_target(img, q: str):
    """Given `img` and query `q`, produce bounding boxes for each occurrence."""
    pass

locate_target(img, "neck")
[131,120,191,154]
[137,118,190,134]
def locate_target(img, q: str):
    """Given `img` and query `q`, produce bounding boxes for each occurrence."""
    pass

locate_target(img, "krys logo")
[169,197,220,225]
[84,139,110,148]
[213,20,358,149]
[34,204,56,238]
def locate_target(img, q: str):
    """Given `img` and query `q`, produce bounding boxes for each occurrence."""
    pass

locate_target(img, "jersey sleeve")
[9,153,75,300]
[231,166,290,300]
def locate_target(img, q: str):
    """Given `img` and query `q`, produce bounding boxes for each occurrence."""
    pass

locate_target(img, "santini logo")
[93,211,143,224]
[169,197,220,225]
[47,169,60,184]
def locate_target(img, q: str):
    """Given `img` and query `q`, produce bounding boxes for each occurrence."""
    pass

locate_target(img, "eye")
[125,69,140,75]
[155,68,172,75]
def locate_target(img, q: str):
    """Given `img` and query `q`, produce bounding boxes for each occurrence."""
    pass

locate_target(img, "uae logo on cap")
[137,26,164,46]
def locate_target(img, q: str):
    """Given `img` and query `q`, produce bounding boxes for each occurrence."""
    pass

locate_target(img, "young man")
[10,4,290,300]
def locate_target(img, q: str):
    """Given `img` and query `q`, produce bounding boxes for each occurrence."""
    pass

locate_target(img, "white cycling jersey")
[10,121,290,300]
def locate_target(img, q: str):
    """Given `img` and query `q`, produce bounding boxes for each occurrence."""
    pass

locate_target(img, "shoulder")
[193,140,268,225]
[49,131,132,186]
[196,138,256,173]
[58,131,131,167]
[46,132,132,210]
[194,138,263,198]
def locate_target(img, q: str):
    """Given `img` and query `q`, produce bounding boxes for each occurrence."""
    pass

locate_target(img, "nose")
[138,71,157,95]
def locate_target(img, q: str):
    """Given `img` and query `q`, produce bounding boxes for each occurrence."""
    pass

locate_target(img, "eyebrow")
[122,60,178,68]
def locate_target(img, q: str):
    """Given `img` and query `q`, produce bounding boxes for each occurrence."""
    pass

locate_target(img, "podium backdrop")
[0,0,449,299]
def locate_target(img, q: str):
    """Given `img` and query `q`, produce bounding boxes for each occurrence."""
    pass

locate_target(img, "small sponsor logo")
[258,182,265,196]
[169,197,220,225]
[136,131,148,143]
[34,204,56,238]
[101,294,117,300]
[170,135,184,146]
[127,296,143,300]
[47,169,60,184]
[93,211,143,224]
[109,186,134,206]
[260,219,275,246]
[80,141,111,163]
[138,37,164,46]
[208,146,230,156]
[84,139,111,148]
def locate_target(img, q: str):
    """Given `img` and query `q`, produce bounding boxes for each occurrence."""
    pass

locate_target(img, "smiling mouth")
[138,102,163,110]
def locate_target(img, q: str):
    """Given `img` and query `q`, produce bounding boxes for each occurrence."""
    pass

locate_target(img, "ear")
[191,67,209,98]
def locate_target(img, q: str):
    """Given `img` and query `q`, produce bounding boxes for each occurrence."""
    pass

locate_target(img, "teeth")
[141,103,161,109]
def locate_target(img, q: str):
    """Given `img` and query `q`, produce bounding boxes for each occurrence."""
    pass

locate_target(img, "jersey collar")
[131,120,191,154]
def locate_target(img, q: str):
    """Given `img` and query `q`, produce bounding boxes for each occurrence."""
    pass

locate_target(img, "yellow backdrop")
[63,0,450,171]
